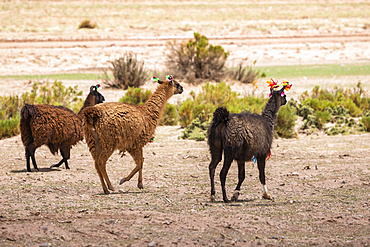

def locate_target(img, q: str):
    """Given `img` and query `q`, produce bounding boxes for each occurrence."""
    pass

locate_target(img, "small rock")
[342,181,346,184]
[41,226,48,232]
[39,243,50,247]
[148,241,157,247]
[105,219,115,225]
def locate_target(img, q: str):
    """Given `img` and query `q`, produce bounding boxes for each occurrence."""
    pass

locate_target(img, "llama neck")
[77,93,95,116]
[262,96,281,131]
[143,84,173,127]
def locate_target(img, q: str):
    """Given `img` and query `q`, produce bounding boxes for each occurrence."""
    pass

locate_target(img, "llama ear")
[152,76,164,84]
[166,75,174,84]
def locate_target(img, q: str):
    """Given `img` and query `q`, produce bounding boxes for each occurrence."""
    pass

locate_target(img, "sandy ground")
[0,127,369,246]
[0,3,370,245]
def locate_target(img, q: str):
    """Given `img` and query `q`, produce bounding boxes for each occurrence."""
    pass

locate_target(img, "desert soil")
[1,1,370,246]
[0,128,369,246]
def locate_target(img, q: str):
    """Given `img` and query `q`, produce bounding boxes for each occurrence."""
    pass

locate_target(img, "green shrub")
[78,20,96,29]
[119,87,151,105]
[328,127,339,136]
[315,110,332,129]
[119,87,178,126]
[361,116,370,132]
[165,32,229,83]
[181,117,211,141]
[160,104,178,126]
[275,104,297,138]
[103,52,148,89]
[0,116,20,139]
[0,81,84,139]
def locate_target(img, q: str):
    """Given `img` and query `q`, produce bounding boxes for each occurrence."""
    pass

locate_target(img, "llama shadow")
[249,200,302,208]
[10,167,63,173]
[208,198,257,205]
[95,190,149,196]
[208,198,301,207]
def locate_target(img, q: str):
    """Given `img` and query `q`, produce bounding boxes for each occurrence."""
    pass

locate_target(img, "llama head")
[267,79,292,106]
[152,76,183,95]
[89,84,105,105]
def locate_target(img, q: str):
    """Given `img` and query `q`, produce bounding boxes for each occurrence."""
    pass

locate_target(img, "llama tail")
[207,107,230,148]
[211,107,230,126]
[20,104,37,146]
[81,106,103,155]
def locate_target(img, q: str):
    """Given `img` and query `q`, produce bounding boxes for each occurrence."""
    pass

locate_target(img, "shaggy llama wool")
[207,82,291,202]
[82,77,183,194]
[20,85,105,172]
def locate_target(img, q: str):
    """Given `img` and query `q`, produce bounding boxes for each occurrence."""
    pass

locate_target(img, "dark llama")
[207,79,292,202]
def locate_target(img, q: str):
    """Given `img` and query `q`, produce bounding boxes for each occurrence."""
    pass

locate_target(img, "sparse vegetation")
[297,83,370,135]
[78,20,96,29]
[275,103,297,138]
[166,32,229,84]
[228,61,261,84]
[103,52,148,89]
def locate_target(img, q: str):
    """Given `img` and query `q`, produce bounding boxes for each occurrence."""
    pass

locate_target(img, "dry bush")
[103,52,148,89]
[78,20,96,29]
[227,62,260,84]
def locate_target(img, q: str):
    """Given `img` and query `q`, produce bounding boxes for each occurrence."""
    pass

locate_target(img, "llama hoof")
[103,190,110,194]
[108,186,115,191]
[50,164,60,168]
[231,191,240,201]
[262,192,273,200]
[119,177,129,185]
[223,198,231,203]
[210,195,216,202]
[137,183,144,190]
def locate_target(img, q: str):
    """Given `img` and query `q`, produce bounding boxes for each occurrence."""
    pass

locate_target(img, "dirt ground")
[0,127,369,246]
[1,1,370,246]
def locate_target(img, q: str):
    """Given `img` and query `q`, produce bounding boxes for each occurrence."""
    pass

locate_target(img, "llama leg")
[138,167,143,190]
[97,149,115,191]
[257,157,272,200]
[120,148,144,189]
[231,160,245,201]
[26,144,39,172]
[95,160,109,194]
[25,148,32,172]
[209,152,222,202]
[62,147,71,169]
[51,147,71,169]
[100,163,115,191]
[220,147,235,203]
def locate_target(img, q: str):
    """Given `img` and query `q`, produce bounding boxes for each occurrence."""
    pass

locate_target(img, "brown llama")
[82,76,183,194]
[20,85,105,172]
